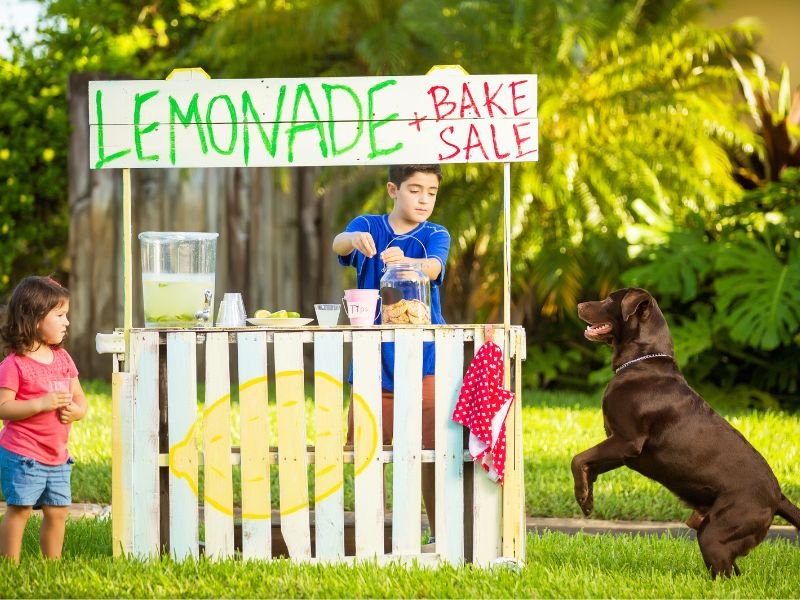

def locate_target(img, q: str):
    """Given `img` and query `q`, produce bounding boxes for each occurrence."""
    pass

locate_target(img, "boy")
[332,164,450,538]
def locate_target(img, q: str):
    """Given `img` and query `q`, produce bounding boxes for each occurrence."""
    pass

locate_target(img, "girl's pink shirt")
[0,349,79,465]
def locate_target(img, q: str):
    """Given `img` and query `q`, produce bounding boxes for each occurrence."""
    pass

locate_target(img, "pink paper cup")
[342,289,380,326]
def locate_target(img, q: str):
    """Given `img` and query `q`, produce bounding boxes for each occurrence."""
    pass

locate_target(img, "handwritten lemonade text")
[89,75,537,168]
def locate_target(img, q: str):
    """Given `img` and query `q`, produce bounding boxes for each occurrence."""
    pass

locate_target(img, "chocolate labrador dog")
[572,288,800,578]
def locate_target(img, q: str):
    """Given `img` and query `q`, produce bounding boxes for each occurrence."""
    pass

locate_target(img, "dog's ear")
[621,289,652,322]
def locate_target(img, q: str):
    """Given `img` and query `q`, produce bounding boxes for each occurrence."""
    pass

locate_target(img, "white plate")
[246,317,314,327]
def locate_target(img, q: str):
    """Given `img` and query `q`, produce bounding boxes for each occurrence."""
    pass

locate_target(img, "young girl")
[0,276,87,564]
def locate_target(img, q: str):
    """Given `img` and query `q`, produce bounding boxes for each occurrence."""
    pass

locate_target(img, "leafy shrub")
[622,169,800,409]
[0,46,70,294]
[523,343,586,390]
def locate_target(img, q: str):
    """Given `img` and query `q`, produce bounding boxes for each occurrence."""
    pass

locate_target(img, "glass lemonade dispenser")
[139,231,218,327]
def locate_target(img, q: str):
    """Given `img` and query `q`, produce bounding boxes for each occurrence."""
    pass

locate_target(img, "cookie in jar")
[380,262,431,325]
[382,298,432,324]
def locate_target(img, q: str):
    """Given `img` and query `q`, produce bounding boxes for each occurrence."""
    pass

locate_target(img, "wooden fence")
[98,324,526,565]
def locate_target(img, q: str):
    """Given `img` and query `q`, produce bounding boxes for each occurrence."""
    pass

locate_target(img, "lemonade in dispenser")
[139,231,218,327]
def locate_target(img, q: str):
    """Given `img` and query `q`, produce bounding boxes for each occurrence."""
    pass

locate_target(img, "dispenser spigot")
[194,289,213,322]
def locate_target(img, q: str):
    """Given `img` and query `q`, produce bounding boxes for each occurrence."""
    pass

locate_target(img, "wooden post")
[501,162,525,563]
[122,167,132,358]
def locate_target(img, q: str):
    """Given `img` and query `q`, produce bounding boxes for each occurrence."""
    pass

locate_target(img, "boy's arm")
[418,257,443,281]
[333,231,377,258]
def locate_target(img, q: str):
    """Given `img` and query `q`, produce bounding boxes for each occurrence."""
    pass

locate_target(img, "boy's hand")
[380,247,406,263]
[59,401,86,424]
[349,232,377,258]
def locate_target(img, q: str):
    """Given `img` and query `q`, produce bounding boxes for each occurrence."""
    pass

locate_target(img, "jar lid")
[383,261,423,271]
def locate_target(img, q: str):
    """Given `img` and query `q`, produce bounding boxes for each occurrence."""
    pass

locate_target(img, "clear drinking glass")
[314,303,341,326]
[48,379,73,399]
[216,292,246,326]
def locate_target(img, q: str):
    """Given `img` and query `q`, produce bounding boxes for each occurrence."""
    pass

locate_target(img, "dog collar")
[615,353,672,374]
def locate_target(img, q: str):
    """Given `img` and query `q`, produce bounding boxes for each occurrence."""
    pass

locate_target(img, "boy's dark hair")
[0,276,70,355]
[388,164,443,187]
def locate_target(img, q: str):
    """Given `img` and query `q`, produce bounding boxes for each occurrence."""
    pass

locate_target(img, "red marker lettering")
[428,86,456,120]
[490,123,510,159]
[464,123,489,161]
[438,126,460,160]
[510,80,530,116]
[482,82,506,118]
[514,122,536,158]
[460,83,481,118]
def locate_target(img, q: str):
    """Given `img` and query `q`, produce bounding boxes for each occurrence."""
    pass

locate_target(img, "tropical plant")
[715,234,800,350]
[622,168,800,407]
[192,0,450,78]
[730,57,800,186]
[504,0,758,323]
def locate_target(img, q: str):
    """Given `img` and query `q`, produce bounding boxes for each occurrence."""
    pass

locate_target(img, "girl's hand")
[39,391,72,413]
[349,232,377,258]
[59,401,85,424]
[380,247,406,263]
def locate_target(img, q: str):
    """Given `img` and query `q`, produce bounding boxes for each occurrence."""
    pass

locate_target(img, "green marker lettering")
[206,94,237,156]
[93,89,131,169]
[242,87,286,165]
[134,90,160,162]
[169,93,208,165]
[286,83,327,163]
[367,79,401,159]
[323,84,362,156]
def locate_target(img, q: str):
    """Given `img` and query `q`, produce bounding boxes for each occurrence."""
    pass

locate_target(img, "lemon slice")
[269,310,288,319]
[254,309,271,319]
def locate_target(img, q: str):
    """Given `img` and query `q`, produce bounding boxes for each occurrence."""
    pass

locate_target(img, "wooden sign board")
[89,74,537,169]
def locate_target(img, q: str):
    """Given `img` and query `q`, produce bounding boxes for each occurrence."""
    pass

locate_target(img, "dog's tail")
[776,494,800,529]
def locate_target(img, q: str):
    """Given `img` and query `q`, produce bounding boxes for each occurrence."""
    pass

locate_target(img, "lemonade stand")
[93,67,536,565]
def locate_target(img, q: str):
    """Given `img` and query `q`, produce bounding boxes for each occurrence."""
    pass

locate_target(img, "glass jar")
[380,262,431,324]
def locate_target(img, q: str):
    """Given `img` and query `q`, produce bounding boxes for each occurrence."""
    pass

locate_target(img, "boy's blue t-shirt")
[338,214,451,391]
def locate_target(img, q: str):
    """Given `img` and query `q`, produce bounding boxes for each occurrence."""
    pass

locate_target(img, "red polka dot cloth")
[451,340,515,484]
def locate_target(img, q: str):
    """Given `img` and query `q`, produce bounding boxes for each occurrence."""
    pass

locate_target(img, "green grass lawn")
[2,380,799,597]
[2,518,799,598]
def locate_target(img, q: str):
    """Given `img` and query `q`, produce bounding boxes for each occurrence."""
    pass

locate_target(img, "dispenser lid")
[138,231,219,241]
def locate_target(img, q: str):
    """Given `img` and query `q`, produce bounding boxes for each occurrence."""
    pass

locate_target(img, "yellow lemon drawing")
[168,372,380,519]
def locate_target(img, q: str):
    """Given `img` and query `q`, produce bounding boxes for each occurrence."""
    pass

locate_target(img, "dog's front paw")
[573,483,594,516]
[577,490,594,516]
[572,458,595,516]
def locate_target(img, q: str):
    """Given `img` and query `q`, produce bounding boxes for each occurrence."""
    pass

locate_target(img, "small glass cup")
[48,379,73,401]
[314,303,341,326]
[216,292,246,326]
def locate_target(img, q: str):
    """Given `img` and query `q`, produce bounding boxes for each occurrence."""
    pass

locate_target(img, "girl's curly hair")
[0,276,70,356]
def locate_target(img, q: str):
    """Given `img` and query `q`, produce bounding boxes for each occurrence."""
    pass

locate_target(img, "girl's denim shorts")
[0,445,74,508]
